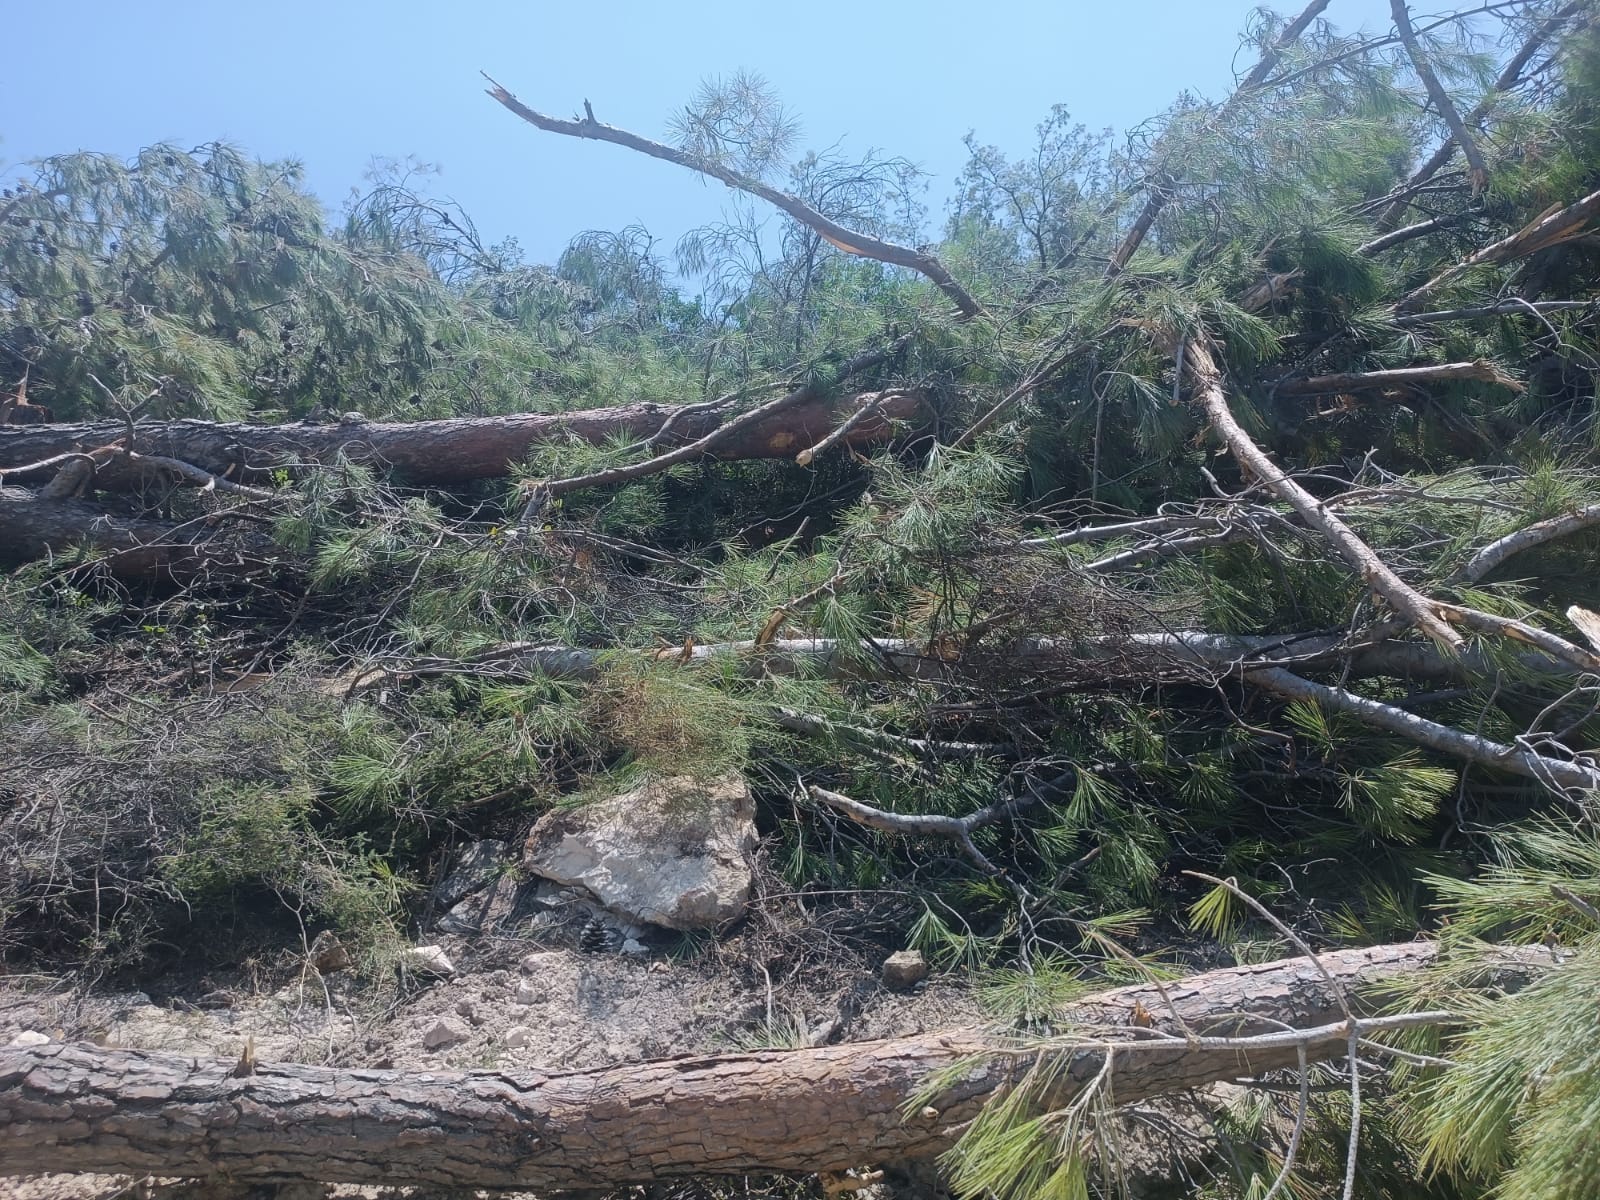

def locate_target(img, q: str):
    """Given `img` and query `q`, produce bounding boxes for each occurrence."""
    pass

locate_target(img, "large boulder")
[523,774,755,931]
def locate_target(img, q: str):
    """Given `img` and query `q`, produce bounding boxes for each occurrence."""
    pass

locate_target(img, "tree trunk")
[0,944,1443,1188]
[0,390,925,488]
[0,485,282,580]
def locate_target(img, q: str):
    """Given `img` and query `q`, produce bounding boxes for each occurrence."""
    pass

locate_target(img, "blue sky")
[5,1,1400,268]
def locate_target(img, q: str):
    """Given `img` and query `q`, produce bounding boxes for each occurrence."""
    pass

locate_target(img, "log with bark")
[0,942,1465,1188]
[0,390,925,488]
[0,390,923,576]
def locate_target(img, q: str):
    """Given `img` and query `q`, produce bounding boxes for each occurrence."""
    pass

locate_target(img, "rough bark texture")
[0,390,925,488]
[0,485,281,579]
[0,943,1437,1188]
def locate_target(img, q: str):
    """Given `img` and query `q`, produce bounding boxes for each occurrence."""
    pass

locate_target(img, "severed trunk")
[0,944,1445,1188]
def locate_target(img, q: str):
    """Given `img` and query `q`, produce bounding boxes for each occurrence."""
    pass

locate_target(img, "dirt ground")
[0,912,986,1200]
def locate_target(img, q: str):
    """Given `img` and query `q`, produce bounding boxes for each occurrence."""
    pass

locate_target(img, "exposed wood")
[485,81,982,320]
[1398,187,1600,311]
[0,391,923,489]
[1179,335,1464,648]
[0,943,1449,1187]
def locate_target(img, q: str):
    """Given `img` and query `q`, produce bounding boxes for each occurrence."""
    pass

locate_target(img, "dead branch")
[807,773,1066,873]
[1272,359,1522,395]
[1179,335,1464,648]
[1390,0,1490,194]
[1451,503,1600,583]
[485,80,982,319]
[1245,666,1600,794]
[0,943,1453,1187]
[795,390,899,467]
[1395,299,1598,325]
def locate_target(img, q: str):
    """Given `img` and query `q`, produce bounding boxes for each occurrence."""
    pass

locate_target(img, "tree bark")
[0,390,925,488]
[0,943,1443,1188]
[0,485,281,580]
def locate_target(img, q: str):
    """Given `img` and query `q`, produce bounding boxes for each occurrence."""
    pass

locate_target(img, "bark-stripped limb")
[1179,335,1463,648]
[1246,666,1600,794]
[1104,0,1332,277]
[1272,359,1522,396]
[1452,503,1600,583]
[485,81,981,320]
[0,390,923,488]
[1398,187,1600,311]
[0,943,1449,1187]
[807,773,1070,873]
[1390,0,1490,194]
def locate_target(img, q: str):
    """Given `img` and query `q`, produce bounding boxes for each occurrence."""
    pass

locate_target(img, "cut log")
[0,943,1446,1188]
[0,390,925,489]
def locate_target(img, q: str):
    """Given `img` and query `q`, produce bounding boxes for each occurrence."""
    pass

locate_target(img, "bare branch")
[1273,359,1523,396]
[484,80,982,319]
[1451,503,1600,583]
[1245,666,1600,794]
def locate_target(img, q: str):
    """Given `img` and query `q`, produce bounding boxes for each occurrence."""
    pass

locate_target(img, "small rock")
[7,1030,50,1048]
[620,938,649,957]
[513,979,543,1006]
[399,945,457,978]
[504,1026,532,1048]
[881,949,930,991]
[519,950,564,974]
[310,931,352,974]
[422,1020,467,1051]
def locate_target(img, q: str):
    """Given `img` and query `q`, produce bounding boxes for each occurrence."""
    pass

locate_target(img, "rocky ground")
[0,798,983,1200]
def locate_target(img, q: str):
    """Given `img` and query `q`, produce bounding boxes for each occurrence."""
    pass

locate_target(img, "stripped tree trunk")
[0,944,1449,1188]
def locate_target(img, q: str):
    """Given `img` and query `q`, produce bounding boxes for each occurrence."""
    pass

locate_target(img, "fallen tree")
[0,389,923,576]
[0,389,924,488]
[0,942,1465,1188]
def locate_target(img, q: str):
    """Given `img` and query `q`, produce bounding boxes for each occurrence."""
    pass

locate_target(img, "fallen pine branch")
[1398,187,1600,311]
[0,942,1476,1187]
[1179,334,1464,649]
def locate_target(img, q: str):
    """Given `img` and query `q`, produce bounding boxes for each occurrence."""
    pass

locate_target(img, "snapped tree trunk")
[0,943,1446,1188]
